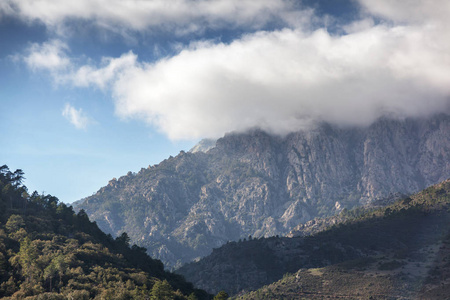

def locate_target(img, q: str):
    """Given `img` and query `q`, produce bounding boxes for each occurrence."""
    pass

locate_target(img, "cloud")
[62,103,91,130]
[0,1,14,19]
[69,52,138,90]
[1,0,308,35]
[358,0,450,24]
[24,40,70,72]
[22,40,136,90]
[18,0,450,140]
[107,21,450,139]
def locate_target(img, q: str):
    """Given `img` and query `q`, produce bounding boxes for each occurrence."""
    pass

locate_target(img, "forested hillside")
[75,115,450,268]
[178,179,450,298]
[0,165,209,299]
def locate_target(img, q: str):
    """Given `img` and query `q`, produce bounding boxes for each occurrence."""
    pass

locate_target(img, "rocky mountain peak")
[75,114,450,268]
[189,138,217,153]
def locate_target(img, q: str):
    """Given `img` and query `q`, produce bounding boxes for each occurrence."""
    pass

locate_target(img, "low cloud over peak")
[109,22,450,139]
[10,0,450,140]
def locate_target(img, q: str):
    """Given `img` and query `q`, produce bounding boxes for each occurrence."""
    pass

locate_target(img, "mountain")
[178,179,450,297]
[0,165,209,299]
[74,114,450,268]
[189,139,217,153]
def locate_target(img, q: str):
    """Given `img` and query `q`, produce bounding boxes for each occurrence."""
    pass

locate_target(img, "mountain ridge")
[178,179,450,296]
[0,165,210,299]
[75,114,450,268]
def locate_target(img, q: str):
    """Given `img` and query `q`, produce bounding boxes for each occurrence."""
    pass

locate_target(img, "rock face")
[74,114,450,268]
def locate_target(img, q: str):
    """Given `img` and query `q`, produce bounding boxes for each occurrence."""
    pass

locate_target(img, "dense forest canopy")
[0,165,210,299]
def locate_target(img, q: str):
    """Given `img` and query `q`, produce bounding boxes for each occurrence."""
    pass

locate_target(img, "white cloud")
[18,0,450,140]
[62,103,91,130]
[69,52,138,90]
[358,0,450,24]
[1,0,308,35]
[24,40,70,72]
[106,22,450,139]
[22,40,137,90]
[0,1,14,18]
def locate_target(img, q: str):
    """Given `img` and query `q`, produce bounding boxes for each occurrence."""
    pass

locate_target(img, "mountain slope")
[0,165,209,299]
[178,179,450,297]
[75,114,450,268]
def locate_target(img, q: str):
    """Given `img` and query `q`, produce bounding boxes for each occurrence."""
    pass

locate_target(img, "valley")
[180,179,450,298]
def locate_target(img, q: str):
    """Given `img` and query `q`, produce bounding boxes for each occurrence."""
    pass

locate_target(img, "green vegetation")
[0,165,210,299]
[233,180,450,299]
[181,179,450,298]
[213,291,229,300]
[237,228,450,299]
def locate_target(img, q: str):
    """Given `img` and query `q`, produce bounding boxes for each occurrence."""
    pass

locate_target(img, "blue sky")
[1,0,449,203]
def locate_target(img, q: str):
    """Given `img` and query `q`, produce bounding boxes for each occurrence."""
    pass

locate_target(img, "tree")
[5,214,25,233]
[187,292,199,300]
[18,237,41,292]
[2,183,14,210]
[44,261,57,292]
[77,209,90,221]
[12,169,25,187]
[116,232,131,248]
[213,291,229,300]
[0,165,12,185]
[52,254,67,292]
[150,280,174,300]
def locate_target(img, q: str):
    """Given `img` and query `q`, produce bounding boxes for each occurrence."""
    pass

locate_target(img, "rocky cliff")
[74,114,450,268]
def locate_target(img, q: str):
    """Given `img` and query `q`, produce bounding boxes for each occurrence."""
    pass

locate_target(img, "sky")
[1,0,450,204]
